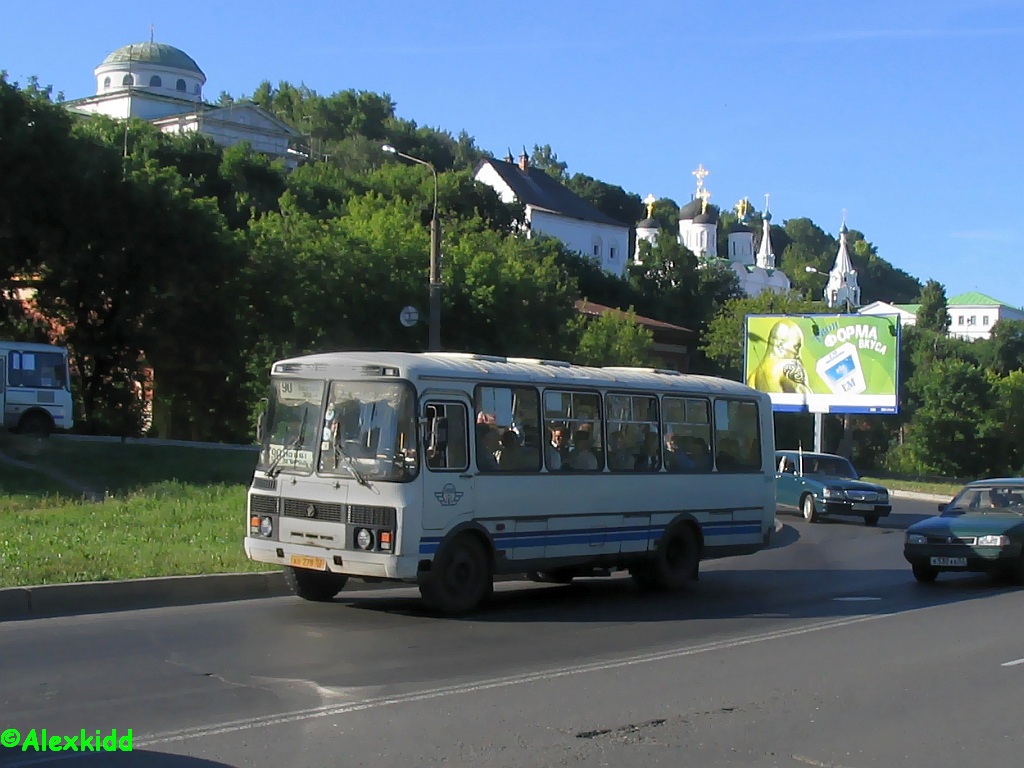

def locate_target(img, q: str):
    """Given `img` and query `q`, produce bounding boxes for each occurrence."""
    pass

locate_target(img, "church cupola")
[678,163,718,259]
[824,216,862,310]
[755,193,777,270]
[94,39,206,102]
[634,193,661,263]
[727,197,755,265]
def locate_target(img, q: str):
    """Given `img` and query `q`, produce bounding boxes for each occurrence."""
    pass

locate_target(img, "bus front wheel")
[283,566,348,602]
[419,535,492,614]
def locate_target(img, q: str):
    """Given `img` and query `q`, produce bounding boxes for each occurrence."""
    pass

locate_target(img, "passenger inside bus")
[476,424,500,471]
[496,429,522,470]
[606,430,634,471]
[634,431,661,471]
[566,430,599,471]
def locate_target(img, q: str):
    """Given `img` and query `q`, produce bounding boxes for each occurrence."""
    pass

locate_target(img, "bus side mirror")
[255,398,268,442]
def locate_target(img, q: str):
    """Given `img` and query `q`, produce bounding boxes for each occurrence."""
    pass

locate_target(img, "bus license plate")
[930,557,967,567]
[289,554,326,571]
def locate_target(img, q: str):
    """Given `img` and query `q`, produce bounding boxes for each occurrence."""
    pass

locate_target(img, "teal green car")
[903,478,1024,583]
[775,450,891,526]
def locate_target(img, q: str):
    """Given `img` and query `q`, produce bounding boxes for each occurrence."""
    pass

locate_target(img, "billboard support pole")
[814,412,824,452]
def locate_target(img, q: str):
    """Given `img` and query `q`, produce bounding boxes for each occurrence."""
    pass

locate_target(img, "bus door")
[421,399,474,531]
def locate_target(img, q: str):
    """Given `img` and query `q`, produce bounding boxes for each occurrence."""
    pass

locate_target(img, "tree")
[915,280,949,334]
[980,319,1024,376]
[902,358,996,477]
[701,291,820,379]
[529,144,568,180]
[567,307,655,367]
[565,173,643,227]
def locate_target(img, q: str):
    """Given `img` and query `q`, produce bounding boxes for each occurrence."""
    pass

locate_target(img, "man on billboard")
[747,319,813,394]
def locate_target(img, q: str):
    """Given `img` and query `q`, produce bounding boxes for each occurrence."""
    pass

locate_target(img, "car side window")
[778,457,794,474]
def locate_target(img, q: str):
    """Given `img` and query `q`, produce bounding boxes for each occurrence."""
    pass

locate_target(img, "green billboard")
[743,314,900,413]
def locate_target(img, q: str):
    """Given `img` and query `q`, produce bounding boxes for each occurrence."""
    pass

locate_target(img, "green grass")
[0,434,264,588]
[0,482,268,587]
[861,476,962,498]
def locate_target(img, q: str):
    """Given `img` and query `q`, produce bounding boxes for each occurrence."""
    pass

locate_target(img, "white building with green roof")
[859,293,1024,340]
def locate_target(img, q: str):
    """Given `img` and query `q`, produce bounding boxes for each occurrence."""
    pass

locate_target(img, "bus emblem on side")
[435,483,464,507]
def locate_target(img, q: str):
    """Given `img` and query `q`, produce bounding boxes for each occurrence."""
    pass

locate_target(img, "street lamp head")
[805,265,818,273]
[381,144,397,154]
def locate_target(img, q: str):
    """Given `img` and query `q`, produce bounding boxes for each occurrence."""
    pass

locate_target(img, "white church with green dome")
[65,40,300,165]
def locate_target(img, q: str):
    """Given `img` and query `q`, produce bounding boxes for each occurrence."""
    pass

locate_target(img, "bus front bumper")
[244,536,420,581]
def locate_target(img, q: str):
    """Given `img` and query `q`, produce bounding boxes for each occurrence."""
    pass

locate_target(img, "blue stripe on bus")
[417,520,763,555]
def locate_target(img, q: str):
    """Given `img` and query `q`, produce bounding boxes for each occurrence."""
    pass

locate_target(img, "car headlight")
[823,487,846,499]
[906,533,927,544]
[977,534,1010,547]
[878,490,889,501]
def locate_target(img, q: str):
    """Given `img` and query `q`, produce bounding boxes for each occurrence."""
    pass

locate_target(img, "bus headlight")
[355,528,374,550]
[259,517,274,537]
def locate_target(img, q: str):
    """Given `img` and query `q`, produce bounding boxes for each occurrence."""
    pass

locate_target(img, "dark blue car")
[775,450,891,526]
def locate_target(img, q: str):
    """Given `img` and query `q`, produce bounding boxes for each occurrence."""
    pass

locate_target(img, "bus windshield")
[257,379,325,475]
[319,380,418,483]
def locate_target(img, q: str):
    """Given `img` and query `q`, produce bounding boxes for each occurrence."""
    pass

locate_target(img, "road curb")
[0,571,288,621]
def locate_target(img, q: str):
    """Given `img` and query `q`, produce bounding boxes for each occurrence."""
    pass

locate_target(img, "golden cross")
[643,193,657,219]
[735,197,750,220]
[698,186,711,214]
[692,164,709,193]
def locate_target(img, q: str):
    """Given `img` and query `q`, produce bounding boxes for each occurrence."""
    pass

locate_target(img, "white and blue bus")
[244,352,776,613]
[0,340,74,435]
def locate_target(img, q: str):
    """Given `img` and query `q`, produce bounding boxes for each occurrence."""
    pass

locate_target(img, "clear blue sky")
[4,0,1022,306]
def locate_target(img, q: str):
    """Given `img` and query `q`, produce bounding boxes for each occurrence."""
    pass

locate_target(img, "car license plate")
[853,505,876,512]
[289,554,326,571]
[930,556,967,567]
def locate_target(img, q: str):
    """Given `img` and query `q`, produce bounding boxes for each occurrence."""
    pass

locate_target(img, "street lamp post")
[382,144,441,352]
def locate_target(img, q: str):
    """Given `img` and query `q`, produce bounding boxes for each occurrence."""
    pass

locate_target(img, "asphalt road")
[2,496,1022,768]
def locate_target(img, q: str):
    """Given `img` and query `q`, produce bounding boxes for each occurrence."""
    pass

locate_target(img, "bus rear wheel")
[283,566,348,602]
[641,522,700,590]
[419,535,492,614]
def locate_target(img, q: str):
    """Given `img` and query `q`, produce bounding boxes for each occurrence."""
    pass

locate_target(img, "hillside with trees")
[4,75,1018,479]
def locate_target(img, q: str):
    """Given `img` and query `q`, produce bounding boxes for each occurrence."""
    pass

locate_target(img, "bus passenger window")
[474,385,541,472]
[543,389,603,472]
[605,393,658,472]
[713,399,761,472]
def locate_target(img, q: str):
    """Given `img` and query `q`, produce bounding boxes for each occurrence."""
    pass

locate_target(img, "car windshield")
[800,456,858,479]
[943,484,1024,515]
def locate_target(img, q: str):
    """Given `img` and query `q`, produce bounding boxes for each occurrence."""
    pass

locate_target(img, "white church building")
[64,40,300,165]
[473,151,631,276]
[635,166,792,296]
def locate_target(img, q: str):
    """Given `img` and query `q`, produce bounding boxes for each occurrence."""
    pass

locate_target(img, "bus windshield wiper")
[334,441,370,487]
[267,410,308,478]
